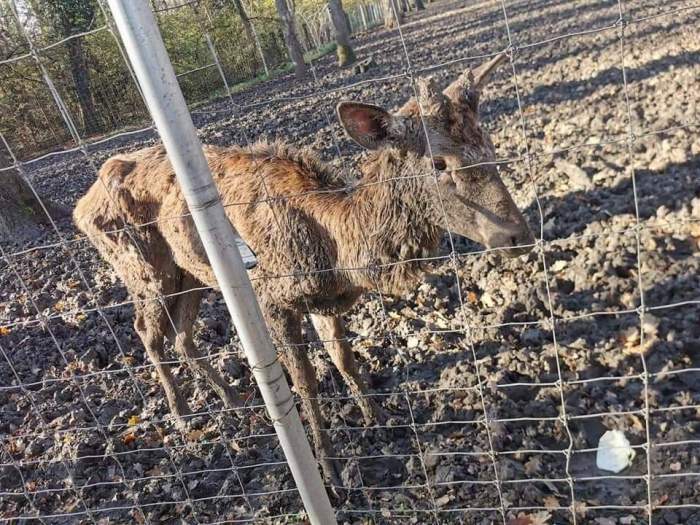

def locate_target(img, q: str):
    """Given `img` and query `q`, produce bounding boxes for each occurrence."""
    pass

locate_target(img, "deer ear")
[337,102,396,150]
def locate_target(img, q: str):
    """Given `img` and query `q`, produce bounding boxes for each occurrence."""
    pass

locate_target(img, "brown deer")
[73,53,534,485]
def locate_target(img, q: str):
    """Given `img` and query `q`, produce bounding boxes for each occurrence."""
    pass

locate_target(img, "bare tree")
[229,0,269,76]
[327,0,355,67]
[274,0,308,79]
[382,0,402,28]
[40,0,102,135]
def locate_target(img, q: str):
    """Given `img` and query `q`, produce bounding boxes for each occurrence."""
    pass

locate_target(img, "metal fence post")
[104,1,337,523]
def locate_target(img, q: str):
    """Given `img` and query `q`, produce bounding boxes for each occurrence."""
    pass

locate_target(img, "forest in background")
[0,0,426,163]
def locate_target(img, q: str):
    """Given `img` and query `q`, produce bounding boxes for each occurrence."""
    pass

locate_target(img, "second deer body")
[74,54,534,484]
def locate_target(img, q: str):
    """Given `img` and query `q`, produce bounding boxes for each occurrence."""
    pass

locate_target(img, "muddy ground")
[1,0,699,523]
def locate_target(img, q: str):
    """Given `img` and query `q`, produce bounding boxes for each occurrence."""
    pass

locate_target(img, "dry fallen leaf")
[467,291,478,304]
[122,432,136,445]
[0,326,10,336]
[543,495,560,509]
[145,465,164,477]
[127,415,140,426]
[187,429,204,442]
[6,438,23,455]
[141,431,163,447]
[508,512,551,525]
[524,455,542,475]
[620,326,654,355]
[655,494,669,506]
[132,508,146,525]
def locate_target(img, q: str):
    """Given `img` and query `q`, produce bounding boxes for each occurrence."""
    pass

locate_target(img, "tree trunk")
[328,0,355,67]
[383,0,402,28]
[359,3,368,31]
[301,21,314,51]
[413,0,425,10]
[0,167,65,245]
[41,0,102,136]
[66,37,101,135]
[274,0,308,79]
[231,0,268,76]
[231,0,255,44]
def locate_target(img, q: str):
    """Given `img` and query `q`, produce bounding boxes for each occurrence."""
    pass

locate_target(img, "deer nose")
[504,229,535,258]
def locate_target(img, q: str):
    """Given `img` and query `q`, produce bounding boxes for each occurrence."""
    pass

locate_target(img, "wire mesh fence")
[0,0,385,162]
[1,0,699,523]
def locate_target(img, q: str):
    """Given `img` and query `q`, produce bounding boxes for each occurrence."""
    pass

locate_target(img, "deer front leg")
[310,314,385,426]
[134,303,191,426]
[266,310,341,487]
[169,275,240,411]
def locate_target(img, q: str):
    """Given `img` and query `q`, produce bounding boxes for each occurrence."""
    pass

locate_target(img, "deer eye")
[432,157,447,170]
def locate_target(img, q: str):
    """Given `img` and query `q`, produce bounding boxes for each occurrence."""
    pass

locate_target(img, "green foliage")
[0,0,363,160]
[38,0,97,35]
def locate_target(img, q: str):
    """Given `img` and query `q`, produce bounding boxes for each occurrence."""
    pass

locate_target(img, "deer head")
[337,53,535,257]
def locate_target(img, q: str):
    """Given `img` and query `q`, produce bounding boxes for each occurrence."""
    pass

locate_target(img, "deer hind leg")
[168,273,239,410]
[266,309,340,486]
[310,314,384,426]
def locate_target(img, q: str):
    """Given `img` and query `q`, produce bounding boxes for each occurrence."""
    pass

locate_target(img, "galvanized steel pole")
[105,1,336,523]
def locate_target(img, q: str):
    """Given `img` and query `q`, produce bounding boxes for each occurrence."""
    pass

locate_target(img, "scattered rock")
[555,159,593,190]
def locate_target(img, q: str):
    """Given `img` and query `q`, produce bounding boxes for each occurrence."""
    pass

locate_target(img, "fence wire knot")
[261,393,296,426]
[251,354,281,372]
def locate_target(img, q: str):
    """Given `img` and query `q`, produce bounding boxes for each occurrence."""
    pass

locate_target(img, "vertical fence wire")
[386,1,508,522]
[614,1,654,522]
[4,3,226,522]
[497,2,580,522]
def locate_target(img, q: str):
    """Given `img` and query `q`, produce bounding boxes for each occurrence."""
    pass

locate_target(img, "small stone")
[550,260,568,272]
[520,328,544,346]
[594,518,616,525]
[668,148,687,164]
[642,314,660,336]
[53,387,73,402]
[556,159,593,190]
[25,440,45,457]
[423,449,440,469]
[649,155,669,171]
[435,493,452,507]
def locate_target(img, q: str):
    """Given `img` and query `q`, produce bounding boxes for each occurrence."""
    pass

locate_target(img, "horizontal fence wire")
[1,0,699,523]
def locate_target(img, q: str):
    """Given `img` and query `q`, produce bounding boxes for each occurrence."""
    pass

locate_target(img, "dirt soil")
[1,0,699,523]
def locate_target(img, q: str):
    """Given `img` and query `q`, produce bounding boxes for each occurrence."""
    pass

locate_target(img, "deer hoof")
[360,398,386,427]
[321,457,348,503]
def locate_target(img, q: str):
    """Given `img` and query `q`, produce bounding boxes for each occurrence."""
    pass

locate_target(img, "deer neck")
[330,149,443,294]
